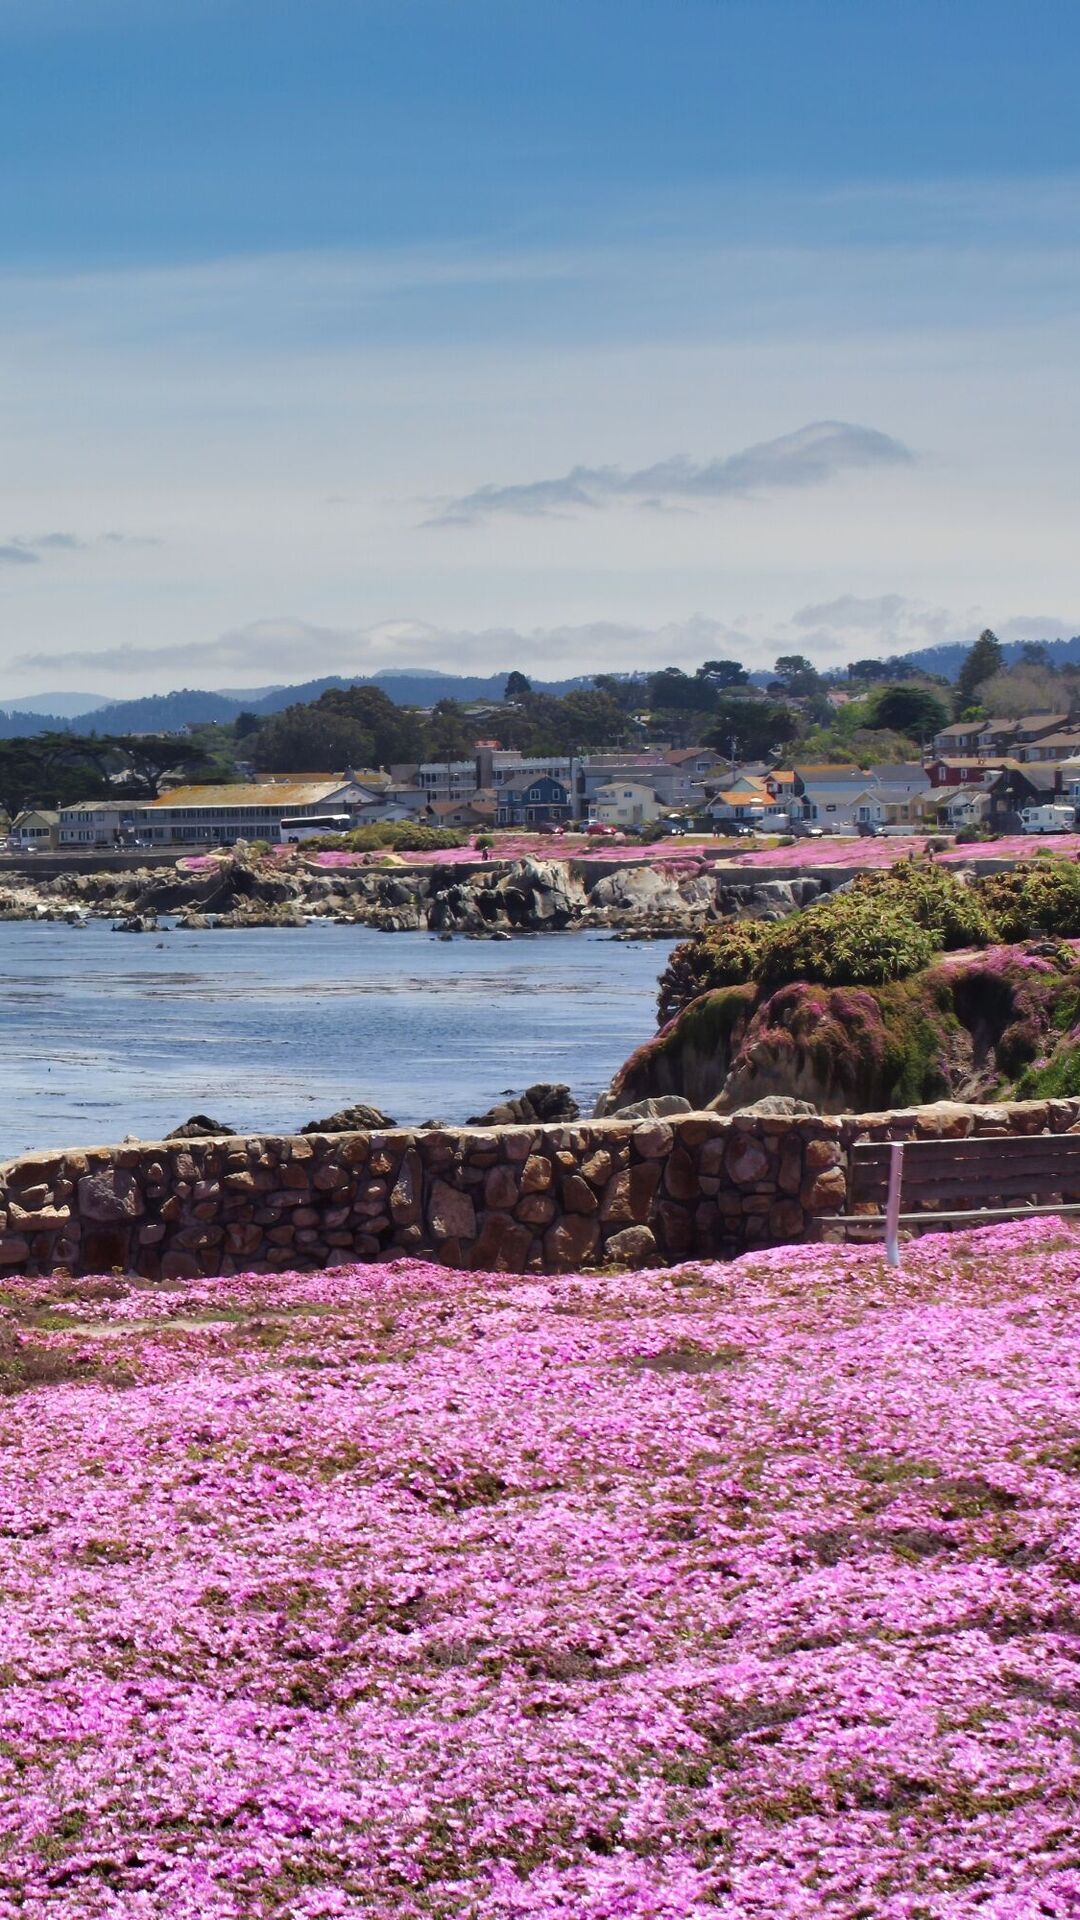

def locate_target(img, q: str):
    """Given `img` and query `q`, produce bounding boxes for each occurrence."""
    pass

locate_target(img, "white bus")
[278,813,354,844]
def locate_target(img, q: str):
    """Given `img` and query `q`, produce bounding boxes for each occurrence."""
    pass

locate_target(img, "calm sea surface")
[0,922,670,1156]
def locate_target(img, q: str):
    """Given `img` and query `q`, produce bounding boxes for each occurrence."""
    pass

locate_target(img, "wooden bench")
[820,1133,1080,1265]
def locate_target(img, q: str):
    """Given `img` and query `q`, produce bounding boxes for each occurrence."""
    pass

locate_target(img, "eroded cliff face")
[597,946,1080,1116]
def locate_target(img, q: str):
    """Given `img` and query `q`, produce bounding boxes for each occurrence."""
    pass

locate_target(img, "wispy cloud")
[0,530,160,563]
[789,592,970,658]
[792,592,916,633]
[427,421,914,526]
[12,618,364,680]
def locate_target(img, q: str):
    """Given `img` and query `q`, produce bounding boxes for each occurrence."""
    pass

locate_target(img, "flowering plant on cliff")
[1,1220,1080,1914]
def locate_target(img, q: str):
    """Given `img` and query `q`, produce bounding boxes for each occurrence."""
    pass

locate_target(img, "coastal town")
[8,682,1080,854]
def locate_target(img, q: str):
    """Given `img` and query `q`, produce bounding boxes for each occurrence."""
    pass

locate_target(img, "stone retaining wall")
[2,1096,1079,1280]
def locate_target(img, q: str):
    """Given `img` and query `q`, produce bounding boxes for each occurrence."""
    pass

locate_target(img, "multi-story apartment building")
[58,804,135,847]
[401,749,574,807]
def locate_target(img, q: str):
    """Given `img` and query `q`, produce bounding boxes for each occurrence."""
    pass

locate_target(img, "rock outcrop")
[0,851,835,939]
[597,944,1080,1117]
[610,1095,693,1120]
[467,1084,580,1127]
[300,1103,396,1134]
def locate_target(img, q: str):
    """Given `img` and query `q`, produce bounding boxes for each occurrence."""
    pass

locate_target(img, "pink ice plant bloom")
[730,832,1080,870]
[181,834,1080,878]
[1,1217,1080,1914]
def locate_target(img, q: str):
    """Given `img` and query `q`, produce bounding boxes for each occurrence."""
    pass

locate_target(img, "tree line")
[0,733,223,819]
[2,629,1074,817]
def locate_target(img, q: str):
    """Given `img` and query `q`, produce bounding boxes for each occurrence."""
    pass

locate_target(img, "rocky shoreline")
[0,849,833,938]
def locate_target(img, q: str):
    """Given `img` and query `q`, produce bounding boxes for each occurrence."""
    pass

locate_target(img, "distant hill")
[0,669,622,739]
[7,639,1080,737]
[895,635,1080,681]
[1,691,108,717]
[244,669,605,714]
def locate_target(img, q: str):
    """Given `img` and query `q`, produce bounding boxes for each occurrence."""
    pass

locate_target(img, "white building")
[854,786,925,830]
[579,757,703,813]
[58,803,134,847]
[590,781,661,827]
[9,809,59,851]
[797,782,877,830]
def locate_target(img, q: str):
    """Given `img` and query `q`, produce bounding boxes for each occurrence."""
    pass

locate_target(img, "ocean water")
[0,921,671,1156]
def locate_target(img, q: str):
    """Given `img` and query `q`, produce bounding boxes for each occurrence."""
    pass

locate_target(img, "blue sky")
[1,0,1079,692]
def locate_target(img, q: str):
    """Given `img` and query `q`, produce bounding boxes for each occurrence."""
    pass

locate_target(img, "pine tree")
[956,629,1004,710]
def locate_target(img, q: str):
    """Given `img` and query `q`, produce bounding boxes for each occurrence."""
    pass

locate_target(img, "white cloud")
[429,422,914,526]
[13,599,1080,697]
[786,593,1080,662]
[995,612,1079,643]
[13,612,759,685]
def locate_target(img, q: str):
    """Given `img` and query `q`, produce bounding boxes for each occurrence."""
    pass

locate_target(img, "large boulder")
[589,867,716,916]
[611,1095,693,1120]
[725,1094,819,1117]
[468,1083,580,1127]
[135,849,302,918]
[167,1115,237,1138]
[497,860,586,930]
[300,1103,396,1134]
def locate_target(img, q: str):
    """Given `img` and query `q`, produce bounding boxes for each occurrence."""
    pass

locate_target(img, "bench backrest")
[850,1133,1080,1212]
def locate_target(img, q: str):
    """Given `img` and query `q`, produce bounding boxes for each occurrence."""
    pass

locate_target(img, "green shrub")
[757,893,939,990]
[658,872,958,1020]
[657,868,978,1019]
[300,822,467,854]
[976,858,1080,941]
[847,862,992,950]
[1017,1038,1080,1099]
[657,921,772,1023]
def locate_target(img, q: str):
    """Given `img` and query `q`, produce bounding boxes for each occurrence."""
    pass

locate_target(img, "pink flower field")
[3,1223,1080,1916]
[729,834,1080,870]
[176,834,1080,882]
